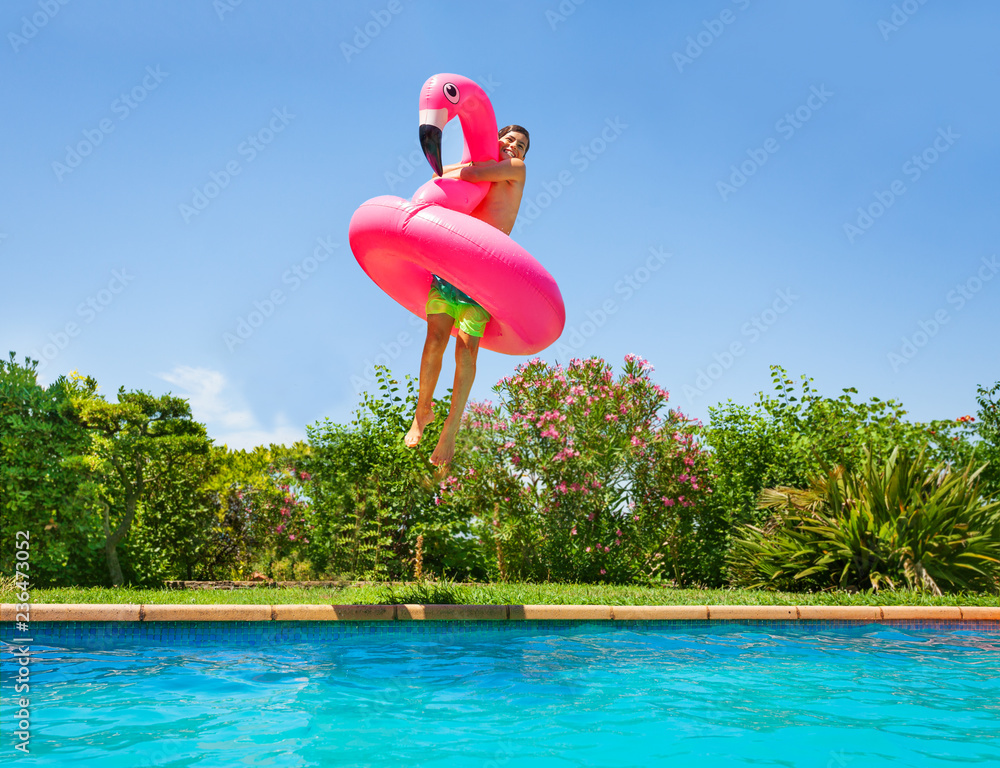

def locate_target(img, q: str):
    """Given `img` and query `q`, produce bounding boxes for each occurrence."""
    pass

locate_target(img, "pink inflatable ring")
[348,74,565,356]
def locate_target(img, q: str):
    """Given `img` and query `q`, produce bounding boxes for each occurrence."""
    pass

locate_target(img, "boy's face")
[499,131,528,160]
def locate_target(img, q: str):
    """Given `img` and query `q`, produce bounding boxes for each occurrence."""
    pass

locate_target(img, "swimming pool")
[3,619,999,767]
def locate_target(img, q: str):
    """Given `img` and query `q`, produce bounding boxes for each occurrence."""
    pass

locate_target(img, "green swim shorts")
[426,274,491,338]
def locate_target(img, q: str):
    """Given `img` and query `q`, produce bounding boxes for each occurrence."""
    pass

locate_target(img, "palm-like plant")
[730,447,1000,593]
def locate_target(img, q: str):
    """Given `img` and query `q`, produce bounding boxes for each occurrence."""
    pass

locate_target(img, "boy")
[404,125,530,466]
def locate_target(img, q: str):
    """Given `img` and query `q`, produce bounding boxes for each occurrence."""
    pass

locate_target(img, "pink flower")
[633,515,639,521]
[289,534,296,541]
[586,546,592,553]
[300,471,311,480]
[571,527,577,535]
[604,545,610,552]
[615,539,622,545]
[616,529,622,536]
[587,512,595,521]
[600,569,607,575]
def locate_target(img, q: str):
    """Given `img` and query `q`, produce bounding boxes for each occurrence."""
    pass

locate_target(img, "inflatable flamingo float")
[349,73,565,355]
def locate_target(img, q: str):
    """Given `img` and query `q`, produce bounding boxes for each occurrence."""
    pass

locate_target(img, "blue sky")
[2,0,998,449]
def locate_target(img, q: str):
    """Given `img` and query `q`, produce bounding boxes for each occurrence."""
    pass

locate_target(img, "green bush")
[0,356,106,586]
[703,366,973,533]
[300,367,482,581]
[968,382,1000,501]
[730,446,1000,593]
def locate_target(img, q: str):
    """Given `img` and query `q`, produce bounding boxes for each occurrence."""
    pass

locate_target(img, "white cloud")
[157,366,304,450]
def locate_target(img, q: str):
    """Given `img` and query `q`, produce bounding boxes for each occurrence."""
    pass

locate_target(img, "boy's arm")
[440,158,525,183]
[457,157,525,183]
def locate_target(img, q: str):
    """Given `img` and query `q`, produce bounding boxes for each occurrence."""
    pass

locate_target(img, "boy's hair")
[499,124,529,156]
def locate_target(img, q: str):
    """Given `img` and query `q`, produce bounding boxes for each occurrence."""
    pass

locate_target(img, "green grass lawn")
[7,582,999,607]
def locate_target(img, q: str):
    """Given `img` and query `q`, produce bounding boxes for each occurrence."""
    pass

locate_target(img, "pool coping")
[2,603,998,622]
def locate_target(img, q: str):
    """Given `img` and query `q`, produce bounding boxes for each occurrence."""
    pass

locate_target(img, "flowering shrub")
[203,444,314,579]
[439,356,714,584]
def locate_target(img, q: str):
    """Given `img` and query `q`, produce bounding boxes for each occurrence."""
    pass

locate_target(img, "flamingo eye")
[443,83,460,104]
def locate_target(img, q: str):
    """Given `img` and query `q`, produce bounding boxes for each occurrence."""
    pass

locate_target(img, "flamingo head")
[418,73,498,177]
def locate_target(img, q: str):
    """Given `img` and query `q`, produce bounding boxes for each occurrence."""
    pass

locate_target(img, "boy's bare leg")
[405,313,454,448]
[431,329,480,466]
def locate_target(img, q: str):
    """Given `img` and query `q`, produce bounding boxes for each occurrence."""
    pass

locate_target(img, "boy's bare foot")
[405,408,435,448]
[430,418,458,466]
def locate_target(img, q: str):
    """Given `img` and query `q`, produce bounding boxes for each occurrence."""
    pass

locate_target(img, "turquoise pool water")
[3,621,999,767]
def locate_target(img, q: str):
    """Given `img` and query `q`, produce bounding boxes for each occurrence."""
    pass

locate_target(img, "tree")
[78,388,214,586]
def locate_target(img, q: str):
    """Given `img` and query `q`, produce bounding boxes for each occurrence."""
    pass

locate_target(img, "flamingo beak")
[419,107,448,177]
[420,124,443,177]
